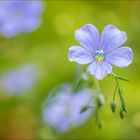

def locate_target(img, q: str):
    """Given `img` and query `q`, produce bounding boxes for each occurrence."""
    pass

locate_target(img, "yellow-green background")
[0,0,139,139]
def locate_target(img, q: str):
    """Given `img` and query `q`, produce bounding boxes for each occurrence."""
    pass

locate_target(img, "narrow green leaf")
[116,76,129,82]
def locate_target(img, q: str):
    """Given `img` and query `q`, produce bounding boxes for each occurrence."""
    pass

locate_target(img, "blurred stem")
[93,78,104,128]
[94,78,101,93]
[96,109,103,129]
[73,65,82,92]
[75,64,82,80]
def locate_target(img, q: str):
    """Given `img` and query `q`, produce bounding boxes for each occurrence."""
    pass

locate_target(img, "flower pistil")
[95,50,104,62]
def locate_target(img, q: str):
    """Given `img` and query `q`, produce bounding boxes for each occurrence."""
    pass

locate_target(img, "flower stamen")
[95,50,104,62]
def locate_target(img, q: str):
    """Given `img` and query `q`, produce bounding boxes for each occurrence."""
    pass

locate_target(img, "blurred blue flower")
[68,24,133,80]
[0,0,44,37]
[0,64,38,95]
[43,85,94,132]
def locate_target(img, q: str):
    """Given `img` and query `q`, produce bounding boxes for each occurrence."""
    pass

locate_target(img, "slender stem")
[111,72,120,91]
[113,84,118,102]
[114,77,122,102]
[111,72,117,78]
[115,77,120,89]
[76,64,82,79]
[73,64,82,92]
[111,72,125,108]
[93,78,104,128]
[94,78,101,92]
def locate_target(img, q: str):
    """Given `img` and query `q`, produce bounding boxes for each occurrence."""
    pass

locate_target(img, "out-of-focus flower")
[0,0,44,37]
[0,64,38,95]
[68,24,133,80]
[43,85,94,132]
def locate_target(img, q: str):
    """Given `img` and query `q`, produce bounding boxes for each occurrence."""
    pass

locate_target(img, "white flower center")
[95,50,104,62]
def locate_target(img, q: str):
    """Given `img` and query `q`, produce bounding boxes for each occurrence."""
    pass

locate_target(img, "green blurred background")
[0,0,140,139]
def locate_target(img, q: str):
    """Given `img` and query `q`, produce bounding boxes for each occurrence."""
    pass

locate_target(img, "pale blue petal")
[75,24,100,52]
[68,46,94,64]
[43,85,95,132]
[43,92,72,132]
[43,103,70,132]
[22,17,41,33]
[0,65,37,94]
[0,0,43,37]
[101,25,127,53]
[70,90,94,126]
[106,47,133,68]
[87,62,112,80]
[0,21,19,37]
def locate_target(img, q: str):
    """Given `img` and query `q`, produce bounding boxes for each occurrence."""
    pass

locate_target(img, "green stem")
[93,78,104,128]
[76,64,82,79]
[73,64,82,92]
[94,78,101,92]
[111,72,120,91]
[113,84,118,102]
[111,72,117,78]
[111,72,126,110]
[112,73,121,98]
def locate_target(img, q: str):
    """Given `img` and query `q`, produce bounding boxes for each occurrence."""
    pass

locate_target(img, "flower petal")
[87,62,112,80]
[75,24,100,52]
[43,102,70,132]
[101,25,127,53]
[68,46,94,64]
[70,89,94,126]
[106,47,133,68]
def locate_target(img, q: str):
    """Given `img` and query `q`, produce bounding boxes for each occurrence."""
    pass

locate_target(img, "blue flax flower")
[0,0,43,37]
[43,85,94,132]
[68,24,133,80]
[0,64,38,95]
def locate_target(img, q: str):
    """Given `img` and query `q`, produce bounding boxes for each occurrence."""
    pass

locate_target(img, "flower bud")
[97,94,105,107]
[120,94,128,113]
[110,101,117,113]
[120,110,125,119]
